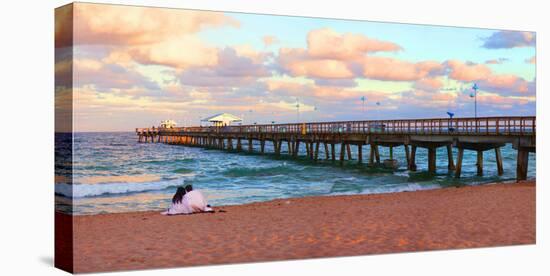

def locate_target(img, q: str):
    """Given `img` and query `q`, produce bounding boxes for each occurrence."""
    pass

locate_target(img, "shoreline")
[61,177,536,216]
[63,180,535,273]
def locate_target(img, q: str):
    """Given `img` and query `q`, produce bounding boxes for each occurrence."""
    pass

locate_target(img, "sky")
[55,3,536,132]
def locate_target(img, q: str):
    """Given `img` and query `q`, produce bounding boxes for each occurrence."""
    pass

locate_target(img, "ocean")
[55,132,536,215]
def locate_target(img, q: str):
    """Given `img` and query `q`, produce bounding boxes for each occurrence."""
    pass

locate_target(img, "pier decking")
[136,116,536,181]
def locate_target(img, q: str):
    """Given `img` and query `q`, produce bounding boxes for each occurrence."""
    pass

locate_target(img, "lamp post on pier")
[360,96,366,116]
[295,97,300,123]
[471,83,479,119]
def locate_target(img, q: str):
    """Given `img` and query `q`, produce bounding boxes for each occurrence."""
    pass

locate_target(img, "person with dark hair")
[161,186,192,215]
[184,184,212,212]
[172,186,186,205]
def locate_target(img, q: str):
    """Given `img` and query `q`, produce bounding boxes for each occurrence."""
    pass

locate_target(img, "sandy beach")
[61,181,535,273]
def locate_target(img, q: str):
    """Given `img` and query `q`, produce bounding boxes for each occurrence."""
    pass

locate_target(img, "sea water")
[55,132,536,215]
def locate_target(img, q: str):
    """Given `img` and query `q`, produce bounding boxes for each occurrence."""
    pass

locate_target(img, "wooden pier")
[137,116,536,181]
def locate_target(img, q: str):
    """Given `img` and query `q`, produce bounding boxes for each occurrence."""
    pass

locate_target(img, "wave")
[223,165,300,177]
[74,165,113,171]
[55,178,184,198]
[73,174,162,185]
[360,183,441,195]
[141,158,195,165]
[173,168,194,174]
[109,143,129,146]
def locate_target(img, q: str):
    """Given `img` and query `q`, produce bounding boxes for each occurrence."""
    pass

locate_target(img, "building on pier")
[201,113,242,127]
[160,119,177,129]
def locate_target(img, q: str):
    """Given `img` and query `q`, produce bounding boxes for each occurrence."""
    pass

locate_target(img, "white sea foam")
[360,183,441,195]
[55,178,185,198]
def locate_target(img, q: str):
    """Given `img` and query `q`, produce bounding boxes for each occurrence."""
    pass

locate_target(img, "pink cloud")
[287,59,354,79]
[233,44,272,63]
[478,74,533,96]
[277,29,417,81]
[177,48,271,87]
[55,5,73,48]
[445,60,492,82]
[278,48,354,79]
[477,94,529,105]
[361,56,443,81]
[485,74,521,88]
[262,35,278,47]
[307,28,402,60]
[73,3,239,45]
[279,36,439,82]
[265,79,386,103]
[444,60,534,96]
[277,28,444,83]
[71,3,245,72]
[401,89,457,108]
[265,79,310,96]
[73,58,159,90]
[414,77,443,92]
[129,36,219,69]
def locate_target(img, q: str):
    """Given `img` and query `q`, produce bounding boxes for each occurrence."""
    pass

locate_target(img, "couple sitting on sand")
[161,185,213,215]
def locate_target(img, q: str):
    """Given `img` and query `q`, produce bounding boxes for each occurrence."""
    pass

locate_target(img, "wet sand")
[63,181,535,273]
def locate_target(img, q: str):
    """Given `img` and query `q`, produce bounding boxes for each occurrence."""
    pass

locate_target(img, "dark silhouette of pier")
[136,116,535,181]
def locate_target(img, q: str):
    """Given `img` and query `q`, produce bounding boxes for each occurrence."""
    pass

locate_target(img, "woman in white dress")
[161,186,192,215]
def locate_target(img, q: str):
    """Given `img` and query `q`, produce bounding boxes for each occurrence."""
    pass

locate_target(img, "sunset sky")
[56,3,536,131]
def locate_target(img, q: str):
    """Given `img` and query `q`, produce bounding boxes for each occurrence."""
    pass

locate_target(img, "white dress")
[185,190,212,212]
[161,197,192,215]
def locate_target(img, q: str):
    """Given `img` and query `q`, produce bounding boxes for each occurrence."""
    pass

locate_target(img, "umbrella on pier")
[201,113,243,127]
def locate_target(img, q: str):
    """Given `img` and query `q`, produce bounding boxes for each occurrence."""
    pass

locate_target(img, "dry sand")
[61,181,535,273]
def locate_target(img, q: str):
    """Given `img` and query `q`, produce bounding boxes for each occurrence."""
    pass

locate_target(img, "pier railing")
[137,116,535,136]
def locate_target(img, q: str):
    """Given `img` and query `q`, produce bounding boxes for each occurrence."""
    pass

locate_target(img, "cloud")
[106,36,270,76]
[481,30,536,49]
[73,3,239,46]
[265,78,387,104]
[306,28,402,60]
[65,5,536,130]
[401,89,457,107]
[280,54,354,79]
[485,58,508,64]
[309,86,366,101]
[277,29,440,82]
[55,5,73,48]
[178,47,271,87]
[73,58,160,91]
[361,57,443,81]
[55,48,73,86]
[70,2,246,87]
[265,79,313,97]
[478,75,535,97]
[413,77,443,92]
[476,94,530,106]
[267,100,314,112]
[262,35,278,47]
[233,44,272,63]
[444,60,492,82]
[444,60,535,97]
[313,78,357,87]
[129,35,219,69]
